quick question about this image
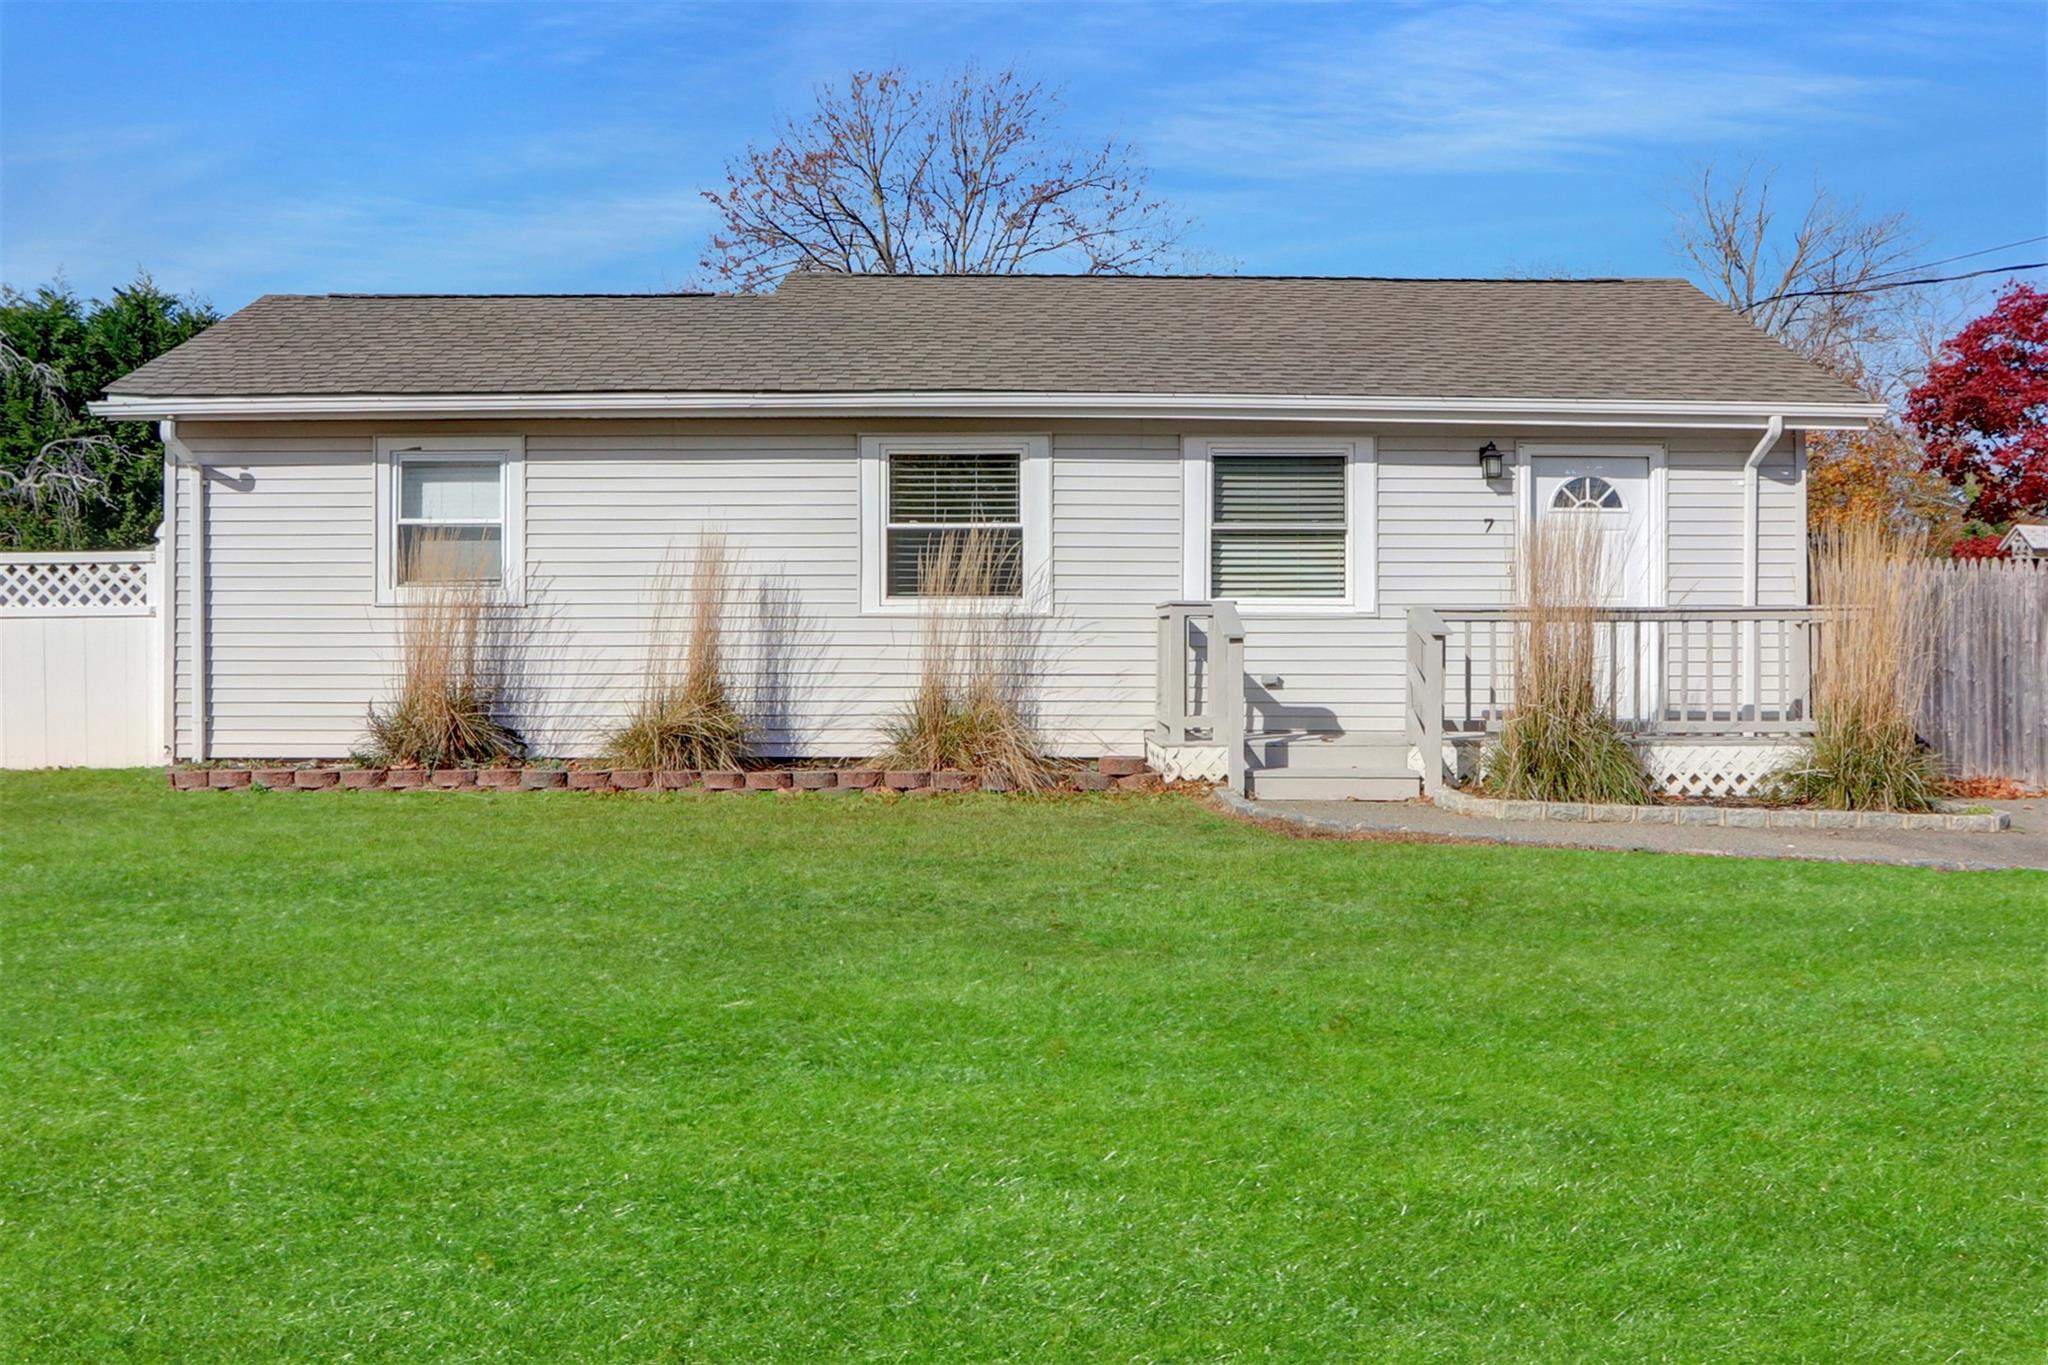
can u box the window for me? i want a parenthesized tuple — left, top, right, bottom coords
(859, 435, 1051, 613)
(374, 437, 525, 606)
(885, 451, 1022, 596)
(1211, 454, 1348, 598)
(1185, 438, 1373, 610)
(397, 461, 503, 583)
(1550, 475, 1623, 511)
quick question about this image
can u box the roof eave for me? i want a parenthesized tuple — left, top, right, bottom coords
(90, 390, 1885, 430)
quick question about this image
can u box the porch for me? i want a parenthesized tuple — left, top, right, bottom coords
(1151, 600, 1822, 801)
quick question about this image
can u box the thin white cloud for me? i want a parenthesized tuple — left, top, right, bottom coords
(5, 185, 714, 301)
(1147, 3, 1891, 177)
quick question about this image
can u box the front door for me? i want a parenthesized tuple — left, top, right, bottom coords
(1529, 454, 1653, 606)
(1529, 454, 1657, 720)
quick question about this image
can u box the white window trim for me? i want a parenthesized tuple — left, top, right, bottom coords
(858, 434, 1052, 615)
(374, 435, 526, 607)
(1514, 440, 1667, 607)
(1181, 436, 1377, 615)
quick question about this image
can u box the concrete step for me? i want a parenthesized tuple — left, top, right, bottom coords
(1248, 769, 1421, 801)
(1239, 731, 1420, 800)
(1247, 734, 1407, 767)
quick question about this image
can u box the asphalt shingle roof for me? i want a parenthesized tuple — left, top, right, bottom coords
(106, 272, 1867, 405)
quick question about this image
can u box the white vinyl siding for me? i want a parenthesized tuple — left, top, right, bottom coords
(169, 420, 1806, 758)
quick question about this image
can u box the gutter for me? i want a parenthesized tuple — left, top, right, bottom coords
(89, 390, 1888, 431)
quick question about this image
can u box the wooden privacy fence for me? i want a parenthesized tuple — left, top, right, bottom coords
(1918, 559, 2048, 787)
(0, 546, 165, 767)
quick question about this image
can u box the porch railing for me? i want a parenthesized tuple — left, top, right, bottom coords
(1154, 599, 1247, 793)
(1410, 606, 1823, 793)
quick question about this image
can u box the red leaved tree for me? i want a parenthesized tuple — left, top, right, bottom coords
(1907, 281, 2048, 526)
(700, 67, 1188, 292)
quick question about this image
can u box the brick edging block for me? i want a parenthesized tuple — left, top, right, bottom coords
(1437, 786, 2010, 833)
(162, 757, 1174, 802)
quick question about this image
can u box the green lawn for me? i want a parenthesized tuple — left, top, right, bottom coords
(2, 772, 2043, 1361)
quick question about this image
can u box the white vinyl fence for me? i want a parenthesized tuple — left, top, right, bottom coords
(0, 547, 164, 768)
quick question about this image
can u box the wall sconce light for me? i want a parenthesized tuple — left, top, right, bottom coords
(1477, 442, 1505, 480)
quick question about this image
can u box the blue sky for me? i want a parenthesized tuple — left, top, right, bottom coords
(3, 0, 2044, 314)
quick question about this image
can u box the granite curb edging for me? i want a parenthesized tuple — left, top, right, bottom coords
(1434, 786, 2009, 833)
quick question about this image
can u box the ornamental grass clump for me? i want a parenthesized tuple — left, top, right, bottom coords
(365, 530, 523, 768)
(878, 529, 1050, 789)
(608, 534, 750, 772)
(1767, 522, 1942, 811)
(1482, 517, 1651, 805)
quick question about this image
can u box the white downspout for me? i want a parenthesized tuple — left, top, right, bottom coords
(1741, 414, 1785, 727)
(158, 421, 180, 763)
(1742, 414, 1785, 609)
(159, 419, 205, 762)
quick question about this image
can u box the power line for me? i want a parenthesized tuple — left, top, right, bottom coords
(1742, 261, 2046, 312)
(1860, 234, 2048, 285)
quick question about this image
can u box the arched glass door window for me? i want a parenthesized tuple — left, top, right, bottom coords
(1550, 475, 1624, 511)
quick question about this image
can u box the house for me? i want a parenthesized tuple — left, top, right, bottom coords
(92, 274, 1883, 798)
(1999, 524, 2048, 561)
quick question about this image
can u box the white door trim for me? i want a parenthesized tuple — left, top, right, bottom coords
(1515, 441, 1667, 607)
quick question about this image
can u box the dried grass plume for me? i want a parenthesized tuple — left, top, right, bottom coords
(608, 534, 749, 771)
(878, 529, 1048, 788)
(365, 530, 523, 767)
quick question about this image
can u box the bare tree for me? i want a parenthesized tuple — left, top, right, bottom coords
(0, 331, 65, 407)
(0, 436, 117, 537)
(1673, 164, 1971, 540)
(1673, 163, 1929, 396)
(700, 66, 1188, 291)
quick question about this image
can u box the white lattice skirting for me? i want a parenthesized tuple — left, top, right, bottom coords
(1633, 742, 1799, 798)
(0, 552, 154, 615)
(1146, 736, 1227, 783)
(1158, 735, 1798, 798)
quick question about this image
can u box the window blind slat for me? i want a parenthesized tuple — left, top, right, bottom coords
(1211, 531, 1345, 597)
(1213, 455, 1344, 523)
(885, 451, 1024, 597)
(1211, 454, 1348, 597)
(886, 527, 1023, 597)
(888, 453, 1021, 524)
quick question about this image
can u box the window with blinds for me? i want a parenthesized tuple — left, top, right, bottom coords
(1210, 454, 1347, 598)
(886, 452, 1023, 596)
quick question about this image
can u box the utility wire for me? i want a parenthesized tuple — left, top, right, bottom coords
(1859, 233, 2048, 285)
(1742, 261, 2047, 312)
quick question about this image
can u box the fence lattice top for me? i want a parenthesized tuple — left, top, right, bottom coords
(0, 554, 154, 614)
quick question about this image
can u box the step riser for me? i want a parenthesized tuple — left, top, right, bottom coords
(1248, 773, 1421, 801)
(1250, 745, 1411, 770)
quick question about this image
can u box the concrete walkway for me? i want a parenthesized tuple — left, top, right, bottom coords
(1217, 790, 2048, 873)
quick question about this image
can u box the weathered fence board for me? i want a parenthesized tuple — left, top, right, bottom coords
(1918, 560, 2048, 786)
